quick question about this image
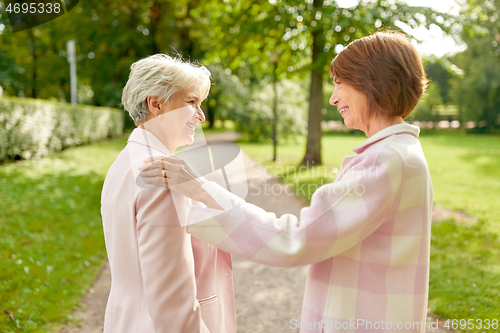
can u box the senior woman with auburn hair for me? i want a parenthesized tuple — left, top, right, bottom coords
(140, 31, 433, 332)
(101, 54, 235, 333)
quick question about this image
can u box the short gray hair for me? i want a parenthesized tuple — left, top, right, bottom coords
(121, 54, 211, 124)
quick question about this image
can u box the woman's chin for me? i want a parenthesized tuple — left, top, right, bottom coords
(184, 136, 195, 146)
(343, 118, 358, 131)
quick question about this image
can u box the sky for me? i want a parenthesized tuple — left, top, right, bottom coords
(336, 0, 467, 57)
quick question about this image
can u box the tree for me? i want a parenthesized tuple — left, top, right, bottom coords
(0, 50, 25, 95)
(449, 0, 500, 132)
(196, 0, 453, 164)
(232, 79, 307, 142)
(451, 37, 500, 132)
(204, 64, 250, 128)
(424, 57, 457, 104)
(407, 82, 443, 122)
(0, 0, 456, 139)
(0, 0, 210, 106)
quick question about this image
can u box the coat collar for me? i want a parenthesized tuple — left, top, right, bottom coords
(353, 123, 420, 154)
(127, 128, 172, 156)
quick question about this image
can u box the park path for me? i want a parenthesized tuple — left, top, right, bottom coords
(58, 132, 453, 333)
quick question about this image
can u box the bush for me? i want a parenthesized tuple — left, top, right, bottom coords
(234, 79, 307, 142)
(205, 64, 250, 128)
(0, 97, 124, 162)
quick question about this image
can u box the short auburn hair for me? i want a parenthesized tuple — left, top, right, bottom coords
(330, 30, 428, 118)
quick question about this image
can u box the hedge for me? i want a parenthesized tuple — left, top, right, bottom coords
(0, 96, 124, 162)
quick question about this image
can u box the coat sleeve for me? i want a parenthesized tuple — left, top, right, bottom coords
(187, 147, 404, 267)
(136, 187, 210, 333)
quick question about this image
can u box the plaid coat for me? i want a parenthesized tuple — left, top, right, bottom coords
(187, 124, 433, 333)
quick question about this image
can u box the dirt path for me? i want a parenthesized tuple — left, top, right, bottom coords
(58, 133, 455, 333)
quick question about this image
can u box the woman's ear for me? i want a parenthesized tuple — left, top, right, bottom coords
(147, 96, 162, 117)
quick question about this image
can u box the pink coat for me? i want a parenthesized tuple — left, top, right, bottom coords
(187, 124, 433, 333)
(101, 128, 235, 333)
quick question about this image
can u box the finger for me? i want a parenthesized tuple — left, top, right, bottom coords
(142, 177, 170, 189)
(142, 155, 181, 164)
(141, 175, 167, 184)
(161, 156, 185, 165)
(140, 159, 172, 172)
(139, 160, 159, 171)
(143, 155, 168, 163)
(139, 168, 164, 178)
(139, 157, 182, 171)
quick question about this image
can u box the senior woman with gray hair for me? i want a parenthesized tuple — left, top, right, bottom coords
(101, 54, 235, 333)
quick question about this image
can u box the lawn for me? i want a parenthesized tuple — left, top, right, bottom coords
(239, 130, 500, 332)
(1, 128, 499, 332)
(0, 133, 130, 332)
(0, 120, 235, 332)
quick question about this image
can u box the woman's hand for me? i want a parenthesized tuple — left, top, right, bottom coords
(138, 156, 222, 210)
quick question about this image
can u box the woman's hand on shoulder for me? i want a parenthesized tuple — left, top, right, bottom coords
(138, 155, 208, 201)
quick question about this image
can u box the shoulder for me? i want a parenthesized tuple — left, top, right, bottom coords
(369, 134, 430, 184)
(345, 134, 422, 184)
(349, 136, 405, 175)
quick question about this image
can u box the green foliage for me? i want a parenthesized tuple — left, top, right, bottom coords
(198, 0, 455, 162)
(407, 82, 443, 122)
(0, 133, 129, 332)
(0, 0, 462, 164)
(451, 36, 500, 132)
(0, 50, 25, 94)
(0, 0, 209, 104)
(447, 0, 500, 132)
(0, 97, 124, 162)
(200, 0, 452, 77)
(205, 64, 250, 128)
(424, 58, 457, 104)
(235, 79, 307, 142)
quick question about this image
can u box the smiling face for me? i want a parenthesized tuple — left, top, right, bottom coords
(143, 85, 206, 153)
(160, 86, 205, 148)
(329, 77, 370, 133)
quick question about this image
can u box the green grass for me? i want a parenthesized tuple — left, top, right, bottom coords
(238, 130, 500, 331)
(1, 129, 499, 332)
(0, 133, 130, 332)
(0, 121, 235, 332)
(429, 221, 500, 329)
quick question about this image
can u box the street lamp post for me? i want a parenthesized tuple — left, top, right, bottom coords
(67, 40, 77, 104)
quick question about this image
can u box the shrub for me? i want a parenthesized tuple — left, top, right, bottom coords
(234, 79, 307, 142)
(0, 97, 124, 162)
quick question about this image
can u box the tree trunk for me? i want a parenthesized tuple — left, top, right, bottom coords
(150, 1, 160, 54)
(301, 0, 325, 165)
(206, 99, 216, 128)
(272, 61, 278, 161)
(179, 1, 197, 58)
(28, 30, 36, 98)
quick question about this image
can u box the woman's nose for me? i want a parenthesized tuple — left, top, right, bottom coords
(329, 91, 338, 106)
(196, 106, 206, 122)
